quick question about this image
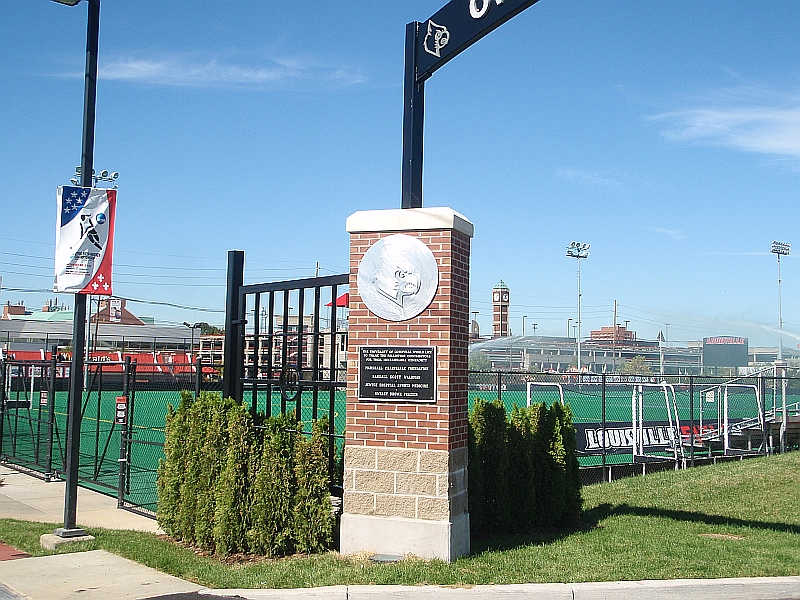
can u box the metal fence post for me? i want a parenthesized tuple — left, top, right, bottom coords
(194, 357, 202, 399)
(222, 250, 244, 402)
(497, 371, 502, 403)
(0, 357, 5, 461)
(601, 373, 606, 482)
(689, 375, 694, 468)
(45, 347, 57, 480)
(117, 356, 131, 508)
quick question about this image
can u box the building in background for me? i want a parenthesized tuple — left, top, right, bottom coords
(492, 280, 510, 338)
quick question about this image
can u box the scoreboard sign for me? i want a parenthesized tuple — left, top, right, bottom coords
(703, 337, 748, 368)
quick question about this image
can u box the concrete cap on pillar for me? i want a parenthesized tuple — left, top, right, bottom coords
(346, 207, 474, 238)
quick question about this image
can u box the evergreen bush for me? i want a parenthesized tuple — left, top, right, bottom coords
(157, 395, 335, 557)
(467, 398, 582, 536)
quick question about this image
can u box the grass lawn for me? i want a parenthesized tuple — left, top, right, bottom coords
(1, 452, 799, 589)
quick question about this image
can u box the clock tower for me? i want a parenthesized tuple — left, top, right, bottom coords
(492, 280, 510, 338)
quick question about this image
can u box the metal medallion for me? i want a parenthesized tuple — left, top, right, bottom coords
(357, 234, 439, 322)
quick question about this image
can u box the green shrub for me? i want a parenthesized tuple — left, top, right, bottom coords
(468, 399, 582, 536)
(248, 413, 297, 556)
(213, 403, 253, 555)
(157, 396, 335, 557)
(469, 399, 510, 534)
(292, 418, 334, 554)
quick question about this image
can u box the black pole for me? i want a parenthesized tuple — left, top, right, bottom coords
(689, 375, 694, 468)
(46, 346, 58, 481)
(194, 356, 202, 399)
(58, 0, 100, 539)
(401, 21, 425, 209)
(601, 373, 607, 482)
(222, 250, 244, 402)
(117, 356, 131, 508)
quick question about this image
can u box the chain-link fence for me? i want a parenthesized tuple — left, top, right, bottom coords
(469, 370, 800, 485)
(0, 357, 217, 517)
(4, 360, 798, 514)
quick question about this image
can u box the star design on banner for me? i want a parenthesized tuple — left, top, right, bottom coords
(92, 282, 99, 291)
(97, 274, 104, 282)
(103, 282, 109, 291)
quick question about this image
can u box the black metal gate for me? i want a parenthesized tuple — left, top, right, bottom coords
(223, 252, 349, 492)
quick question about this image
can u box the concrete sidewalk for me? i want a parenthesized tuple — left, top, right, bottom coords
(0, 465, 160, 532)
(0, 465, 799, 600)
(200, 579, 800, 600)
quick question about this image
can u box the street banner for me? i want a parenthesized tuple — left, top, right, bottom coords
(54, 186, 117, 295)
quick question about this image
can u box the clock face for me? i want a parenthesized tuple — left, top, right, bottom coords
(502, 293, 509, 302)
(493, 292, 500, 301)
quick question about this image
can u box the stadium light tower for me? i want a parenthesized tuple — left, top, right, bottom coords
(771, 241, 791, 361)
(566, 242, 590, 372)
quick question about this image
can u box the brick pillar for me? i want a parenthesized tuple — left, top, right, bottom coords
(340, 207, 472, 562)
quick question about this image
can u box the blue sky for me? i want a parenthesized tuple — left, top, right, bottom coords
(1, 1, 799, 348)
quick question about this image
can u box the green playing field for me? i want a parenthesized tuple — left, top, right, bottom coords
(1, 382, 790, 513)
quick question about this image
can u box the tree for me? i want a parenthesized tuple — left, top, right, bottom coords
(199, 322, 224, 336)
(617, 355, 652, 374)
(469, 351, 491, 371)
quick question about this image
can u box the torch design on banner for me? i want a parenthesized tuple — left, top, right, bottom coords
(54, 186, 117, 295)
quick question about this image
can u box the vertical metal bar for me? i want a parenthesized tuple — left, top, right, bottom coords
(251, 293, 261, 419)
(601, 373, 606, 481)
(126, 361, 136, 496)
(281, 290, 290, 415)
(760, 375, 766, 453)
(194, 357, 202, 400)
(46, 348, 57, 479)
(497, 371, 502, 403)
(296, 287, 305, 420)
(0, 358, 5, 461)
(222, 250, 244, 402)
(94, 365, 101, 480)
(328, 284, 338, 488)
(266, 292, 275, 418)
(401, 21, 425, 209)
(689, 376, 695, 468)
(311, 286, 321, 421)
(117, 356, 131, 508)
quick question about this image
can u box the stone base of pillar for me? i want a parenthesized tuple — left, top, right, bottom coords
(339, 513, 469, 562)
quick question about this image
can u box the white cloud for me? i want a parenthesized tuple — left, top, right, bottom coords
(554, 168, 622, 187)
(62, 52, 366, 90)
(651, 85, 800, 159)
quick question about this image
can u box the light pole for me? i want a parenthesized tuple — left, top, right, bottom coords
(51, 0, 101, 540)
(471, 310, 479, 339)
(183, 322, 201, 362)
(567, 242, 590, 372)
(567, 318, 573, 339)
(522, 315, 527, 337)
(771, 241, 791, 361)
(533, 323, 538, 339)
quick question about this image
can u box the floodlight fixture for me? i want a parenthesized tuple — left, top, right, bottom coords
(72, 166, 119, 187)
(566, 241, 590, 259)
(51, 0, 82, 5)
(771, 241, 791, 256)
